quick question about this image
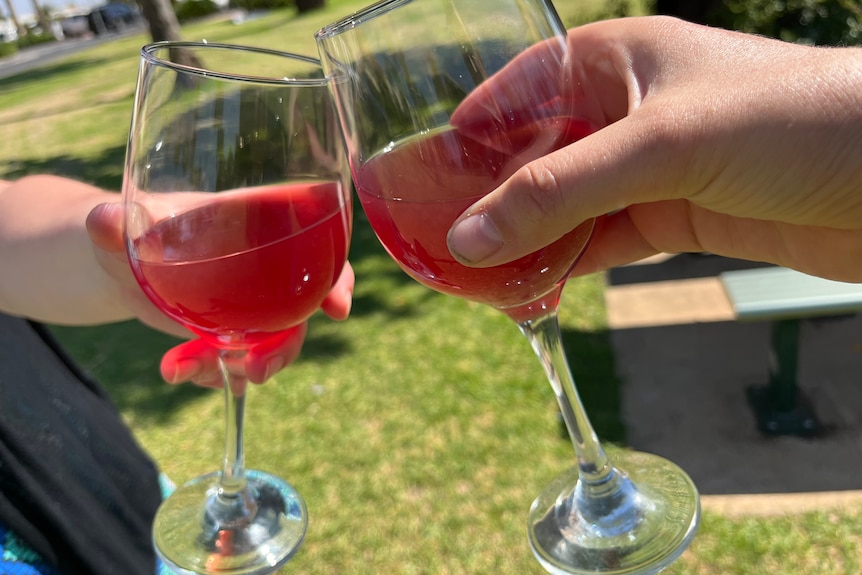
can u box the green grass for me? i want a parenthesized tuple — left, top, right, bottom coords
(4, 0, 862, 573)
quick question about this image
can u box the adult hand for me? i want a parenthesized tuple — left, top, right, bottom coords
(447, 16, 862, 282)
(86, 202, 354, 388)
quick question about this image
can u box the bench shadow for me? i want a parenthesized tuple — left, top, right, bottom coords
(560, 326, 626, 445)
(605, 254, 862, 495)
(607, 252, 770, 286)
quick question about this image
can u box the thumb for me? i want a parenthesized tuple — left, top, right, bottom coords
(85, 201, 134, 288)
(446, 115, 682, 267)
(85, 202, 125, 253)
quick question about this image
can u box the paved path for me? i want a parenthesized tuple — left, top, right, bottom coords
(604, 253, 862, 516)
(0, 25, 146, 81)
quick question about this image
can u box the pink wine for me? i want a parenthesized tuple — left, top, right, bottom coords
(354, 116, 595, 322)
(130, 182, 350, 346)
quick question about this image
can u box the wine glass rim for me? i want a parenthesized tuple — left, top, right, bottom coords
(315, 0, 413, 40)
(141, 41, 329, 86)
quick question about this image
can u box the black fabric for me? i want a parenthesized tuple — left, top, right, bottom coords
(0, 313, 162, 575)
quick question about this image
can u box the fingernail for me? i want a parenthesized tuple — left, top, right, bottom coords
(447, 211, 503, 264)
(263, 357, 285, 381)
(167, 358, 202, 384)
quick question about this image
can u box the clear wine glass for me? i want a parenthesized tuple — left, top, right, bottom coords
(123, 42, 351, 574)
(316, 1, 700, 574)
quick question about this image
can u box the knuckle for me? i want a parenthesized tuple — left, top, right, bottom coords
(514, 162, 566, 224)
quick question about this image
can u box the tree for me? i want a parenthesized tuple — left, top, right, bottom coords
(137, 0, 203, 68)
(653, 0, 862, 46)
(2, 0, 25, 37)
(29, 0, 51, 34)
(138, 0, 182, 42)
(295, 0, 325, 13)
(719, 0, 862, 45)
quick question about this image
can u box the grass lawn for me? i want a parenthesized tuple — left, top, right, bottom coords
(3, 0, 862, 573)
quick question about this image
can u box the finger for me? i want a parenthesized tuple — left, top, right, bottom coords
(161, 339, 220, 386)
(450, 38, 564, 131)
(320, 262, 354, 321)
(86, 202, 130, 280)
(451, 40, 576, 156)
(190, 372, 226, 390)
(87, 202, 193, 339)
(446, 111, 687, 268)
(567, 211, 660, 277)
(245, 324, 308, 383)
(450, 21, 634, 151)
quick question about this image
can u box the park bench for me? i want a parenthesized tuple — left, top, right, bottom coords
(719, 266, 862, 436)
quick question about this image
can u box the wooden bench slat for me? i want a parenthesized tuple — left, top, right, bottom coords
(719, 267, 862, 322)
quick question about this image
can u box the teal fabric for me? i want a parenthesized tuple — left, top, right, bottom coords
(0, 473, 178, 575)
(0, 523, 60, 575)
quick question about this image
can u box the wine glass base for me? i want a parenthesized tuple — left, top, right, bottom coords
(154, 469, 308, 575)
(528, 450, 700, 575)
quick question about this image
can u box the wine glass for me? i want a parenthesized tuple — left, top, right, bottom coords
(123, 42, 351, 574)
(316, 1, 699, 574)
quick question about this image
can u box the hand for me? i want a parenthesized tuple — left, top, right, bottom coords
(158, 263, 354, 388)
(446, 16, 862, 282)
(86, 202, 354, 388)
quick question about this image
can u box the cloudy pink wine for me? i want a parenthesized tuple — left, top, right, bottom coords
(130, 182, 349, 346)
(354, 115, 594, 322)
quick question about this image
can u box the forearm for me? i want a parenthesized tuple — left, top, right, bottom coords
(0, 175, 134, 325)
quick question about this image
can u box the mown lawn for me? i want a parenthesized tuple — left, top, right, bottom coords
(3, 0, 861, 572)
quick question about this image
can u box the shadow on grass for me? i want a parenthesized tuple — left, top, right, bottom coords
(53, 320, 625, 439)
(347, 209, 441, 319)
(0, 94, 136, 129)
(1, 146, 128, 191)
(0, 56, 117, 91)
(48, 314, 360, 424)
(561, 327, 626, 445)
(48, 320, 203, 424)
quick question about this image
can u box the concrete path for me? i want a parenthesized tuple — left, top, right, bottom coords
(0, 25, 146, 81)
(603, 253, 862, 516)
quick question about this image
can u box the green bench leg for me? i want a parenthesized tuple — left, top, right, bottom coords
(746, 319, 821, 436)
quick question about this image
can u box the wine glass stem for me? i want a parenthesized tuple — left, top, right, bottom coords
(518, 310, 612, 485)
(221, 351, 248, 494)
(212, 350, 255, 527)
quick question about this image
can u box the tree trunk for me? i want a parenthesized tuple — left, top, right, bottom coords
(295, 0, 326, 14)
(137, 0, 202, 69)
(2, 0, 25, 37)
(29, 0, 50, 34)
(138, 0, 183, 42)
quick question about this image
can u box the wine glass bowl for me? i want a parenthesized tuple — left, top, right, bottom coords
(320, 18, 596, 317)
(353, 121, 596, 321)
(317, 1, 700, 573)
(123, 42, 351, 574)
